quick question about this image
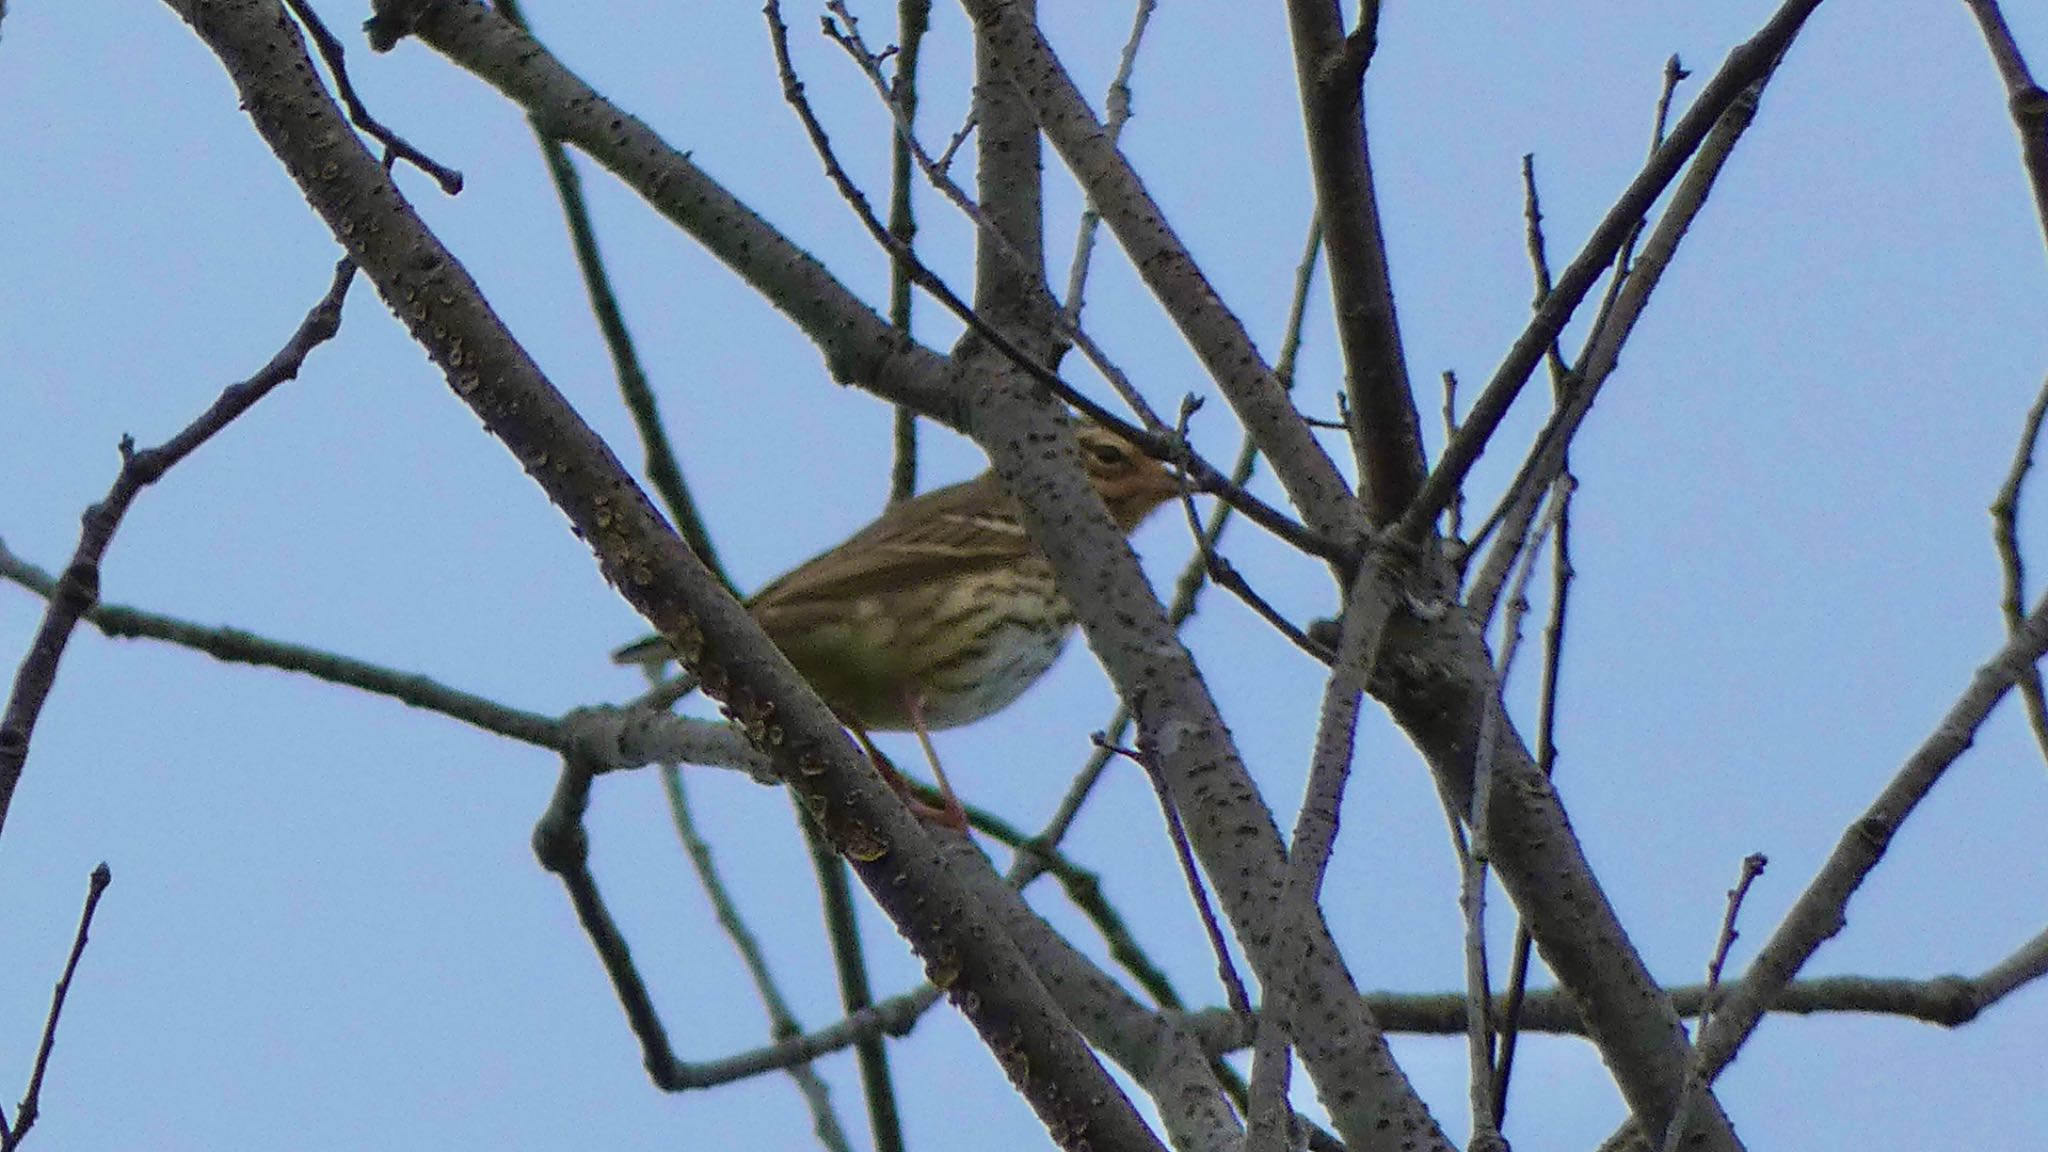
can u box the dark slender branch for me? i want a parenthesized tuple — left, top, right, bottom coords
(1518, 155, 1570, 389)
(1440, 371, 1467, 543)
(1991, 374, 2048, 768)
(532, 757, 680, 1081)
(1568, 55, 1689, 419)
(0, 258, 354, 839)
(1469, 67, 1757, 623)
(1060, 0, 1158, 326)
(0, 543, 769, 776)
(1974, 925, 2048, 1005)
(825, 2, 1166, 430)
(657, 947, 2048, 1109)
(664, 772, 854, 1151)
(171, 9, 1165, 1145)
(1661, 854, 1767, 1152)
(1961, 0, 2048, 252)
(776, 1, 1331, 561)
(495, 0, 735, 595)
(1173, 410, 1333, 665)
(1095, 733, 1250, 1021)
(1491, 472, 1577, 1124)
(1190, 939, 2048, 1048)
(1694, 591, 2048, 1086)
(1397, 0, 1820, 541)
(1281, 0, 1426, 523)
(959, 0, 1368, 548)
(936, 110, 977, 171)
(887, 0, 930, 505)
(281, 0, 460, 193)
(1421, 759, 1500, 1149)
(2, 864, 111, 1152)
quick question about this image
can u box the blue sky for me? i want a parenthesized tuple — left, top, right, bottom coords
(2, 1, 2044, 1149)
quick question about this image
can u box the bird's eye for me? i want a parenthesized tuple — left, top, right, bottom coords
(1087, 441, 1128, 468)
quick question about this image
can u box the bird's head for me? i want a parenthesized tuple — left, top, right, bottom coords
(1075, 424, 1183, 533)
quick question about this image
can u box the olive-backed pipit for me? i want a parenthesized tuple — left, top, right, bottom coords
(616, 424, 1179, 825)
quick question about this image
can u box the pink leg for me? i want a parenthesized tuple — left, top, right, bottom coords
(851, 718, 965, 832)
(903, 693, 968, 832)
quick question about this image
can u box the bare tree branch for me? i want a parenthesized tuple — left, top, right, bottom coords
(960, 0, 1368, 547)
(1693, 590, 2048, 1081)
(662, 770, 855, 1152)
(1469, 69, 1764, 624)
(0, 544, 771, 777)
(167, 7, 1168, 1146)
(1281, 0, 1427, 522)
(2, 864, 111, 1152)
(1961, 0, 2048, 251)
(1990, 374, 2048, 768)
(888, 0, 932, 504)
(1397, 0, 1822, 544)
(0, 258, 354, 839)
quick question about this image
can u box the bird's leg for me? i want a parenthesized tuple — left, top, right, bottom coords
(903, 692, 968, 832)
(849, 720, 964, 831)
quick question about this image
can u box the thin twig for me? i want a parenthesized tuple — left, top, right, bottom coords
(1469, 63, 1753, 623)
(496, 0, 734, 595)
(1173, 399, 1334, 663)
(1990, 374, 2048, 769)
(663, 769, 855, 1152)
(1491, 473, 1577, 1124)
(1441, 370, 1466, 543)
(1468, 61, 1689, 583)
(1096, 733, 1252, 1020)
(1961, 0, 2048, 252)
(0, 258, 354, 839)
(1693, 589, 2048, 1087)
(1575, 55, 1689, 399)
(1396, 0, 1819, 541)
(2, 863, 111, 1152)
(534, 757, 939, 1094)
(1422, 764, 1502, 1151)
(1660, 854, 1767, 1152)
(780, 1, 1331, 556)
(1178, 938, 2048, 1047)
(934, 110, 976, 172)
(822, 4, 1162, 429)
(886, 0, 930, 504)
(281, 0, 461, 193)
(1518, 155, 1571, 392)
(1060, 0, 1158, 326)
(0, 543, 770, 776)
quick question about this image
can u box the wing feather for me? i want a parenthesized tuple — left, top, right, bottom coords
(747, 473, 1027, 625)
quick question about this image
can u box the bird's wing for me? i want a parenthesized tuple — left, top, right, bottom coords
(747, 475, 1030, 623)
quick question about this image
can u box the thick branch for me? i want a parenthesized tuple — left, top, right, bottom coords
(1369, 599, 1741, 1149)
(166, 6, 1163, 1147)
(1962, 0, 2048, 253)
(959, 0, 1367, 547)
(1281, 0, 1425, 522)
(386, 0, 967, 426)
(964, 380, 1449, 1152)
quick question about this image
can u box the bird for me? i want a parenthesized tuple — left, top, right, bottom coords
(614, 422, 1181, 827)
